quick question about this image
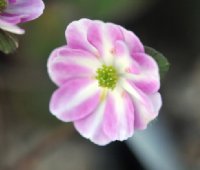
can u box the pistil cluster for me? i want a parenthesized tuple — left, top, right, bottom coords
(96, 65, 118, 90)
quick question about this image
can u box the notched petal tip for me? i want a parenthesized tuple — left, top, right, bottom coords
(120, 27, 144, 54)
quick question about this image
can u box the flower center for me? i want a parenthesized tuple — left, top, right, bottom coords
(0, 0, 7, 13)
(96, 65, 118, 90)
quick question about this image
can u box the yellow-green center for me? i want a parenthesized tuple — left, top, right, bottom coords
(96, 65, 118, 90)
(0, 0, 7, 12)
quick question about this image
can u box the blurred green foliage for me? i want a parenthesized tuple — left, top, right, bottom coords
(0, 31, 18, 54)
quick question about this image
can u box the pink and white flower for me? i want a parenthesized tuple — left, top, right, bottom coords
(0, 0, 45, 34)
(48, 18, 162, 145)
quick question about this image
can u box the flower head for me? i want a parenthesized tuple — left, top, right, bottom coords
(48, 19, 162, 145)
(0, 0, 45, 34)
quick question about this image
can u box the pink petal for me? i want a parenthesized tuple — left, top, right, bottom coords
(133, 52, 158, 70)
(103, 88, 134, 141)
(66, 19, 125, 65)
(65, 18, 99, 56)
(0, 0, 45, 24)
(47, 46, 101, 86)
(87, 20, 104, 59)
(113, 40, 140, 74)
(125, 53, 160, 94)
(148, 92, 162, 115)
(49, 78, 100, 122)
(120, 27, 144, 54)
(74, 99, 111, 145)
(106, 23, 124, 44)
(74, 87, 135, 145)
(87, 22, 124, 65)
(0, 18, 24, 34)
(121, 80, 162, 130)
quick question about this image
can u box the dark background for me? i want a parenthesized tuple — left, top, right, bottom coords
(0, 0, 200, 169)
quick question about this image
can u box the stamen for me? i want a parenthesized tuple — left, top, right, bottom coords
(96, 65, 118, 90)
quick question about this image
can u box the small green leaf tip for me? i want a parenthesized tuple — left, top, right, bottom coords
(145, 46, 170, 79)
(0, 0, 7, 12)
(0, 30, 19, 54)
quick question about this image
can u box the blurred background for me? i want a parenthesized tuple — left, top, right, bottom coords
(0, 0, 200, 169)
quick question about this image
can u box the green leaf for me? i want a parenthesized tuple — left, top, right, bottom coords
(145, 46, 170, 79)
(0, 30, 18, 54)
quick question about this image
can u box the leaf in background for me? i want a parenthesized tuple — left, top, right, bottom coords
(0, 30, 18, 54)
(145, 46, 170, 79)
